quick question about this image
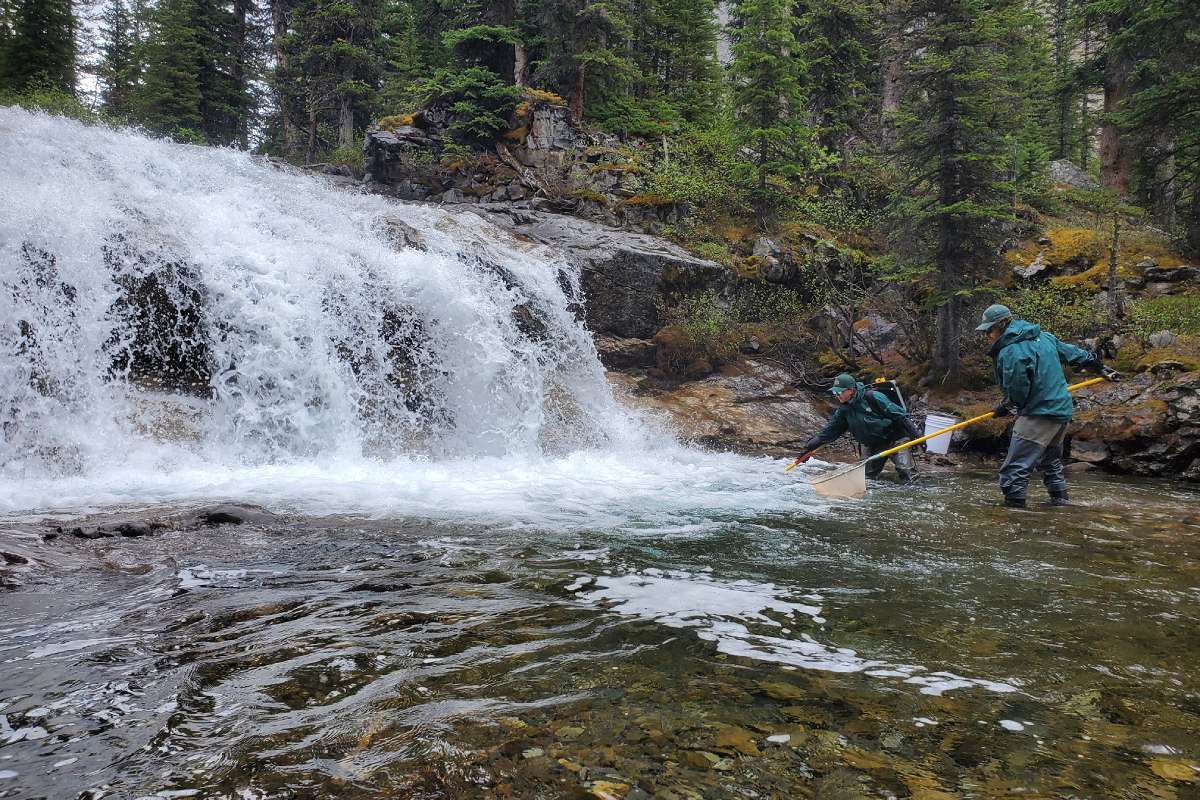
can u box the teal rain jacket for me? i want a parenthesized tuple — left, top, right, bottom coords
(988, 319, 1097, 421)
(805, 382, 920, 451)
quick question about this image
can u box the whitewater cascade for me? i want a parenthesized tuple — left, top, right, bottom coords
(0, 109, 814, 524)
(1, 109, 647, 472)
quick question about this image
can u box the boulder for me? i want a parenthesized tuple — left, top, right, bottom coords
(1148, 330, 1178, 349)
(1049, 159, 1098, 189)
(1013, 250, 1051, 279)
(1143, 265, 1200, 283)
(608, 358, 828, 457)
(468, 206, 728, 339)
(194, 504, 278, 526)
(594, 334, 657, 369)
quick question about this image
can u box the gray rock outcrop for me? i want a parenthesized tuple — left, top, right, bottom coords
(468, 206, 728, 339)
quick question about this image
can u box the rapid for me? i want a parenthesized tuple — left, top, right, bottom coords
(1, 108, 1198, 798)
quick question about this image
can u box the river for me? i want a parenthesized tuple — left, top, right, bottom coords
(2, 469, 1197, 798)
(2, 107, 1198, 798)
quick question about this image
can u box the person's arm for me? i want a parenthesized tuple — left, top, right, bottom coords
(1046, 332, 1098, 369)
(1047, 332, 1122, 380)
(999, 351, 1033, 410)
(802, 408, 848, 452)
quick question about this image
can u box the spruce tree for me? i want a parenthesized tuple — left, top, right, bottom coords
(134, 0, 205, 138)
(729, 0, 811, 228)
(1, 0, 76, 94)
(99, 0, 139, 119)
(288, 0, 384, 156)
(1107, 0, 1200, 253)
(795, 0, 875, 157)
(893, 0, 1041, 381)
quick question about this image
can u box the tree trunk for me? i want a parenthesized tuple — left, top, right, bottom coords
(1052, 0, 1069, 159)
(1099, 32, 1131, 196)
(879, 1, 905, 150)
(1107, 212, 1123, 322)
(232, 0, 250, 148)
(1150, 129, 1176, 228)
(1080, 17, 1091, 170)
(338, 95, 354, 150)
(570, 65, 585, 121)
(271, 0, 298, 158)
(305, 104, 318, 163)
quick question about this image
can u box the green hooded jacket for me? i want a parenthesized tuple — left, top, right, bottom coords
(805, 382, 919, 451)
(988, 319, 1097, 420)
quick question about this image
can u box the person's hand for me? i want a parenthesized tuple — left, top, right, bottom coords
(1100, 364, 1122, 382)
(993, 402, 1012, 418)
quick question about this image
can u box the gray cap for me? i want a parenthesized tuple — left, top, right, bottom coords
(829, 373, 857, 396)
(975, 303, 1013, 331)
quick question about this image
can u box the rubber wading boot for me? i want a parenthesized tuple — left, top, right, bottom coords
(1048, 491, 1069, 507)
(1003, 496, 1027, 509)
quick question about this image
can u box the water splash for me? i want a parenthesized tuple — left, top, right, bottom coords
(0, 111, 642, 471)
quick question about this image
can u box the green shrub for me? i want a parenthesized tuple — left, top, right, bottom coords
(327, 141, 364, 175)
(1128, 294, 1200, 336)
(1007, 284, 1101, 340)
(1, 86, 106, 124)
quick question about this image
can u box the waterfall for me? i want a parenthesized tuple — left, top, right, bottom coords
(0, 108, 811, 524)
(0, 108, 647, 474)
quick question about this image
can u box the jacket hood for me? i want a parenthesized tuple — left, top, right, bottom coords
(989, 318, 1041, 357)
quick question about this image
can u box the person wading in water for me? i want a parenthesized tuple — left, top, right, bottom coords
(976, 304, 1120, 508)
(794, 373, 921, 483)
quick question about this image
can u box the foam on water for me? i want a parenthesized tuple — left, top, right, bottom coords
(0, 108, 820, 524)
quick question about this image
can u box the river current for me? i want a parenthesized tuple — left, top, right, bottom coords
(2, 108, 1199, 798)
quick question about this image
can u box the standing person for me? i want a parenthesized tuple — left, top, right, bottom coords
(794, 373, 921, 482)
(975, 304, 1120, 508)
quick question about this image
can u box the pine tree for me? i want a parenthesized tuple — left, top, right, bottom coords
(99, 0, 139, 118)
(893, 0, 1042, 381)
(0, 0, 76, 94)
(528, 0, 634, 123)
(134, 0, 205, 138)
(1106, 0, 1200, 253)
(729, 0, 812, 228)
(288, 0, 384, 157)
(795, 0, 875, 157)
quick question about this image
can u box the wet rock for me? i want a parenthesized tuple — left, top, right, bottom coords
(347, 581, 414, 593)
(757, 680, 806, 701)
(440, 188, 466, 204)
(521, 747, 545, 759)
(609, 358, 826, 458)
(71, 526, 112, 539)
(376, 217, 427, 251)
(114, 521, 153, 537)
(594, 334, 657, 369)
(1069, 439, 1109, 464)
(195, 504, 277, 526)
(713, 725, 760, 756)
(468, 206, 727, 339)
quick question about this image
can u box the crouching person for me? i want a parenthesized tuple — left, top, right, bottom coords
(795, 373, 921, 483)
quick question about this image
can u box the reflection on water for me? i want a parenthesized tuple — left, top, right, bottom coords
(1, 471, 1199, 798)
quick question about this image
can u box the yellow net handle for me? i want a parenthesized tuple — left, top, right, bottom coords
(871, 376, 1108, 461)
